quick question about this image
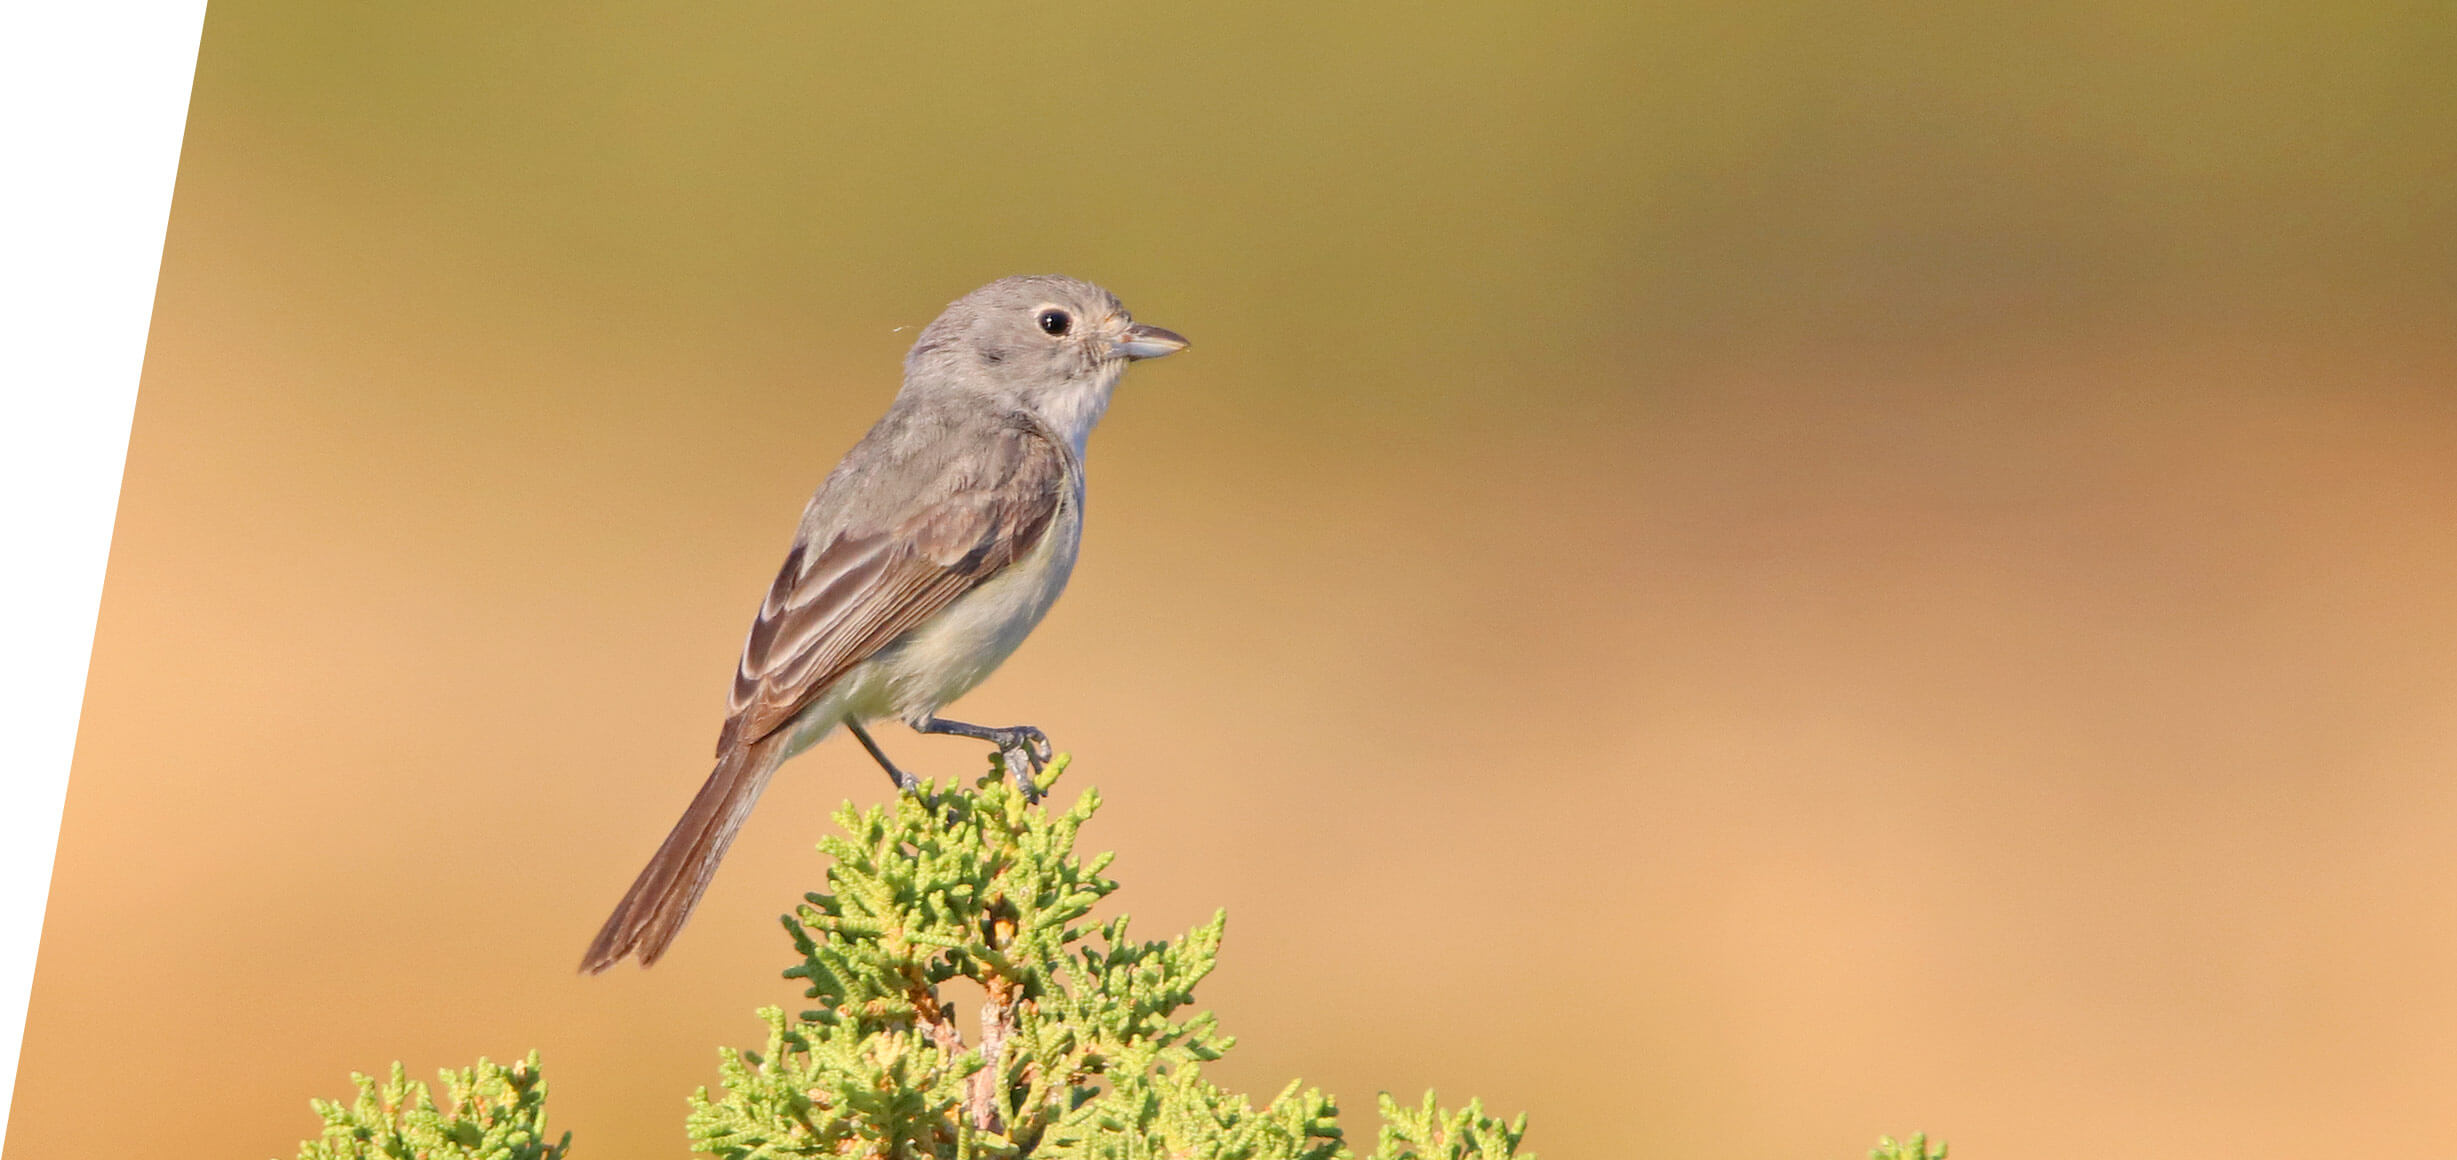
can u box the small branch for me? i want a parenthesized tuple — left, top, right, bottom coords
(967, 981, 1016, 1135)
(910, 978, 967, 1061)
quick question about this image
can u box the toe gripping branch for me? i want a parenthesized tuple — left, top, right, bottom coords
(857, 716, 1055, 801)
(920, 717, 1053, 802)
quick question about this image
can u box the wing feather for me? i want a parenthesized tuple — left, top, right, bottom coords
(713, 423, 1066, 754)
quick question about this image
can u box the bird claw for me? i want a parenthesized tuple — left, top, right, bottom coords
(1018, 727, 1053, 766)
(993, 727, 1050, 801)
(1000, 747, 1043, 801)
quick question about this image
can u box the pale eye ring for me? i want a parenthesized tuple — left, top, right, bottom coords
(1036, 308, 1072, 337)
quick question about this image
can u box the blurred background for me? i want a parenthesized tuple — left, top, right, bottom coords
(16, 2, 2457, 1157)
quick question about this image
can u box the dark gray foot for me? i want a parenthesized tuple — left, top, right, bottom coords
(915, 716, 1052, 799)
(845, 718, 921, 792)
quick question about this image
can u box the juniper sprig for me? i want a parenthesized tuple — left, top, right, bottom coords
(687, 757, 1530, 1160)
(292, 1052, 568, 1160)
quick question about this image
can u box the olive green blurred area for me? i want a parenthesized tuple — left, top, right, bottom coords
(17, 2, 2457, 1158)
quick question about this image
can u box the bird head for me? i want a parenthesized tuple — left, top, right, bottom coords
(904, 275, 1188, 448)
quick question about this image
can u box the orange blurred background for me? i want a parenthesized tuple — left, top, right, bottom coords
(16, 3, 2457, 1158)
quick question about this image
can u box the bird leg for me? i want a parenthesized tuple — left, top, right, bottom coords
(844, 718, 921, 792)
(915, 716, 1052, 798)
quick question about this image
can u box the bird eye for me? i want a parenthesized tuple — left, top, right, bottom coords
(1037, 309, 1071, 337)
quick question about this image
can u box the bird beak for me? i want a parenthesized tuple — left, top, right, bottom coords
(1112, 323, 1189, 361)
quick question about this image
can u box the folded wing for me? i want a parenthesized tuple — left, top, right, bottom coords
(718, 422, 1067, 753)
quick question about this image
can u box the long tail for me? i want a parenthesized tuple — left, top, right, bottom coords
(580, 734, 788, 973)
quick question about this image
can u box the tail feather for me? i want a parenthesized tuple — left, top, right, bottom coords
(580, 736, 787, 973)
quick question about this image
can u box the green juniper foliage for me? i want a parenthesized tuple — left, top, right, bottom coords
(1367, 1093, 1524, 1160)
(292, 758, 1940, 1159)
(1869, 1135, 1947, 1160)
(688, 756, 1500, 1160)
(292, 1052, 568, 1160)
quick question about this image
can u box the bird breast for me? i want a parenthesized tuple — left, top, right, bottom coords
(876, 487, 1083, 721)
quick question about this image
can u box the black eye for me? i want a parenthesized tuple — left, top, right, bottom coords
(1037, 309, 1071, 336)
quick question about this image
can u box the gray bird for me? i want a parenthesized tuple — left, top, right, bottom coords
(581, 275, 1187, 972)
